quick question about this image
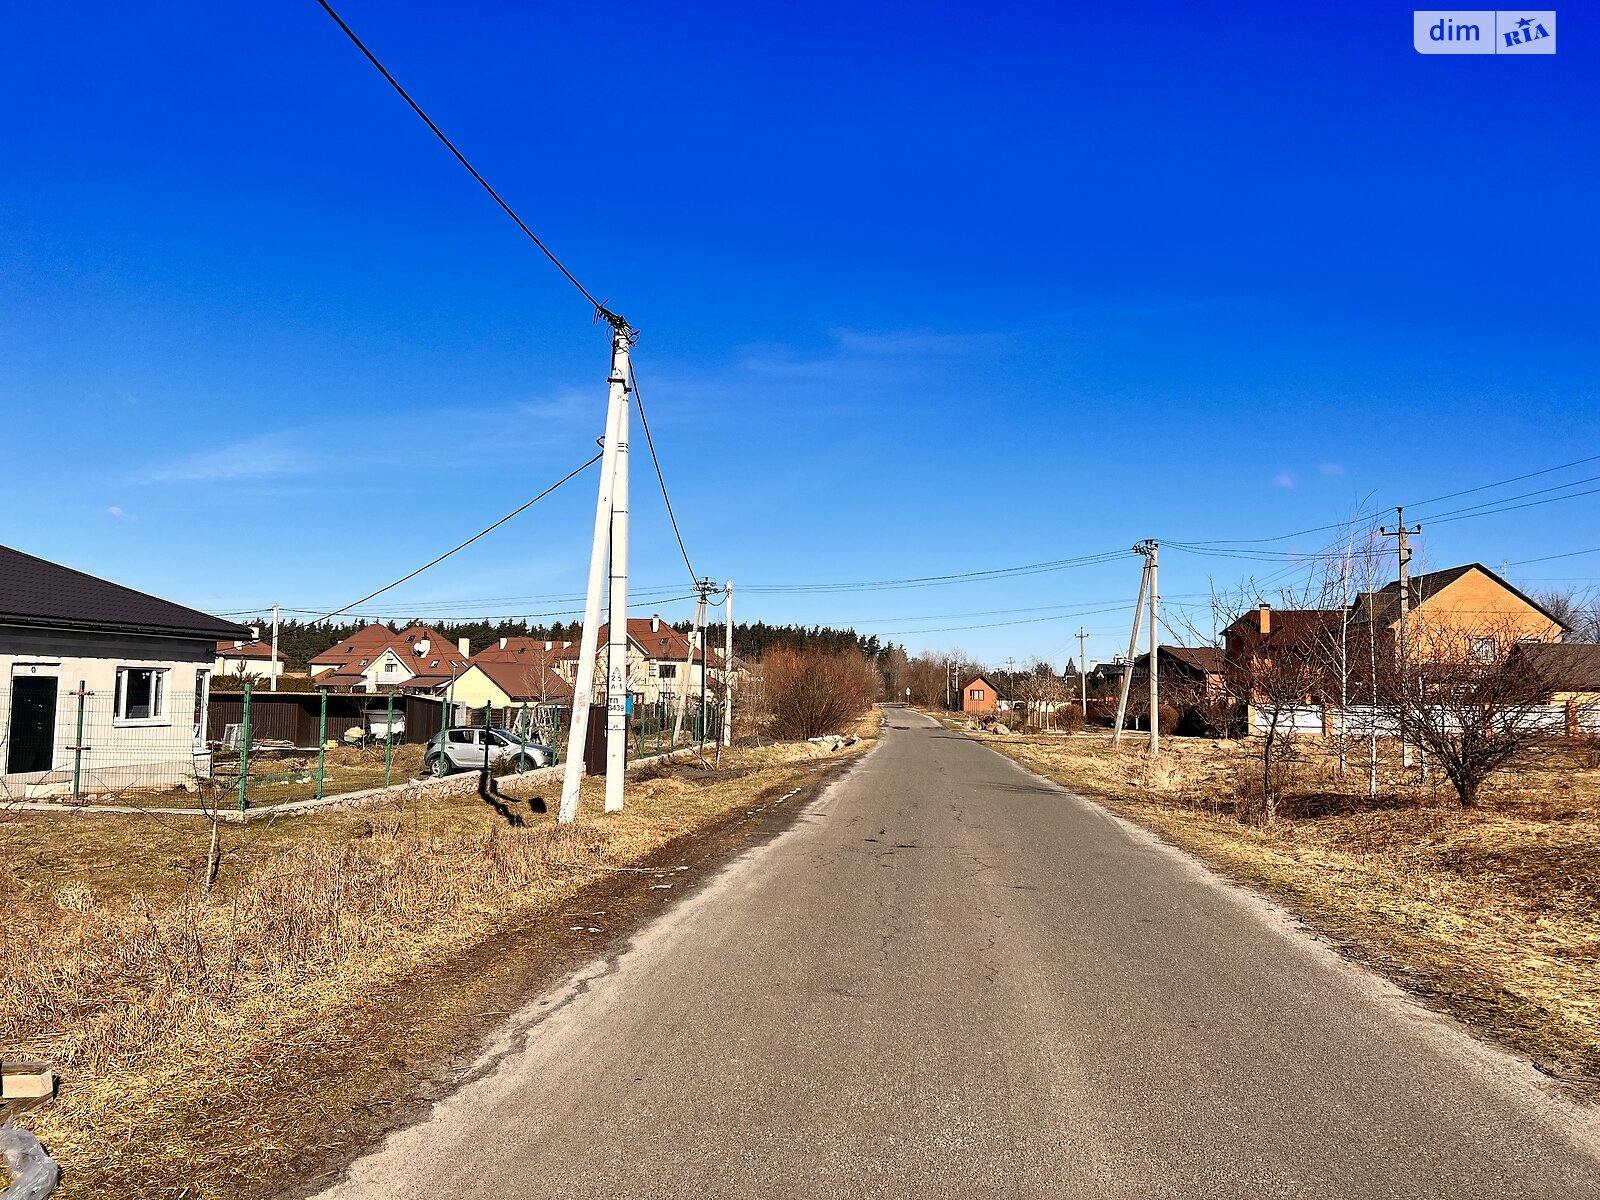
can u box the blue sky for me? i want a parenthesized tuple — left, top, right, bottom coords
(2, 3, 1596, 666)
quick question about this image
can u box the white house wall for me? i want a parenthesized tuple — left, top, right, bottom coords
(1, 626, 215, 796)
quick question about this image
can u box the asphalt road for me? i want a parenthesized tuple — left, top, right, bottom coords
(317, 709, 1600, 1199)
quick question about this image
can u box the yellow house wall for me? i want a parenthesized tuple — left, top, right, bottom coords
(1407, 569, 1563, 652)
(449, 667, 512, 709)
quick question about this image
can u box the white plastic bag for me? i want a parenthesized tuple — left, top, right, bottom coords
(0, 1124, 58, 1200)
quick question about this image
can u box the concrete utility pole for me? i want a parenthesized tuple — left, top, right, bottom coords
(1112, 549, 1151, 747)
(559, 321, 632, 825)
(603, 363, 632, 815)
(1147, 540, 1160, 757)
(1076, 628, 1088, 716)
(720, 581, 734, 748)
(671, 580, 713, 747)
(270, 603, 280, 692)
(1380, 507, 1421, 771)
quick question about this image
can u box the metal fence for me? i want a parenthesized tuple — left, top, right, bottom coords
(1, 681, 726, 812)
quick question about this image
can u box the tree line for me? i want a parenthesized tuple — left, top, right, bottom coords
(265, 616, 904, 675)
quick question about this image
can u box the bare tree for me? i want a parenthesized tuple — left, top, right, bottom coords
(1535, 587, 1600, 643)
(763, 648, 880, 739)
(1385, 619, 1561, 807)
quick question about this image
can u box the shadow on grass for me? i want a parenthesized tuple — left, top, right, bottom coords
(475, 771, 547, 826)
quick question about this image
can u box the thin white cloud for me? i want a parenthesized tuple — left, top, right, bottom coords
(107, 505, 131, 519)
(1319, 463, 1345, 477)
(138, 436, 312, 485)
(1273, 471, 1296, 489)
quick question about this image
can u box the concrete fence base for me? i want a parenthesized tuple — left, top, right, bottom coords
(0, 742, 720, 823)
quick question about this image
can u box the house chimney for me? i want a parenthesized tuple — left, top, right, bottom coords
(458, 637, 471, 657)
(499, 637, 507, 650)
(651, 615, 660, 633)
(1258, 603, 1271, 635)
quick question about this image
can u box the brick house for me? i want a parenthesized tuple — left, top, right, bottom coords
(957, 675, 1000, 714)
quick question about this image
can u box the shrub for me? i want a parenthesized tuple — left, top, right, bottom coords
(762, 647, 879, 740)
(1054, 705, 1086, 734)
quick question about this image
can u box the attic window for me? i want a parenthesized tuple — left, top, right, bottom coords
(430, 660, 439, 667)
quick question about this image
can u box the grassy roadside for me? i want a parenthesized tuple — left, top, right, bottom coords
(0, 715, 878, 1198)
(946, 718, 1600, 1092)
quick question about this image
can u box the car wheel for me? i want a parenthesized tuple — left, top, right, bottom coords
(423, 752, 446, 776)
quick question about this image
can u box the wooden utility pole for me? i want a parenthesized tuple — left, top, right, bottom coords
(1380, 507, 1421, 770)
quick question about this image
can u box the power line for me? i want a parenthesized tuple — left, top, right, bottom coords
(742, 550, 1129, 595)
(308, 452, 601, 624)
(312, 0, 622, 328)
(1405, 452, 1600, 512)
(627, 361, 696, 584)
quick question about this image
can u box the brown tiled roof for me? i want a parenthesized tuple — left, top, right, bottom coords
(1158, 645, 1225, 675)
(469, 659, 574, 701)
(216, 639, 284, 661)
(0, 543, 249, 641)
(309, 623, 396, 668)
(1226, 608, 1345, 640)
(1514, 643, 1600, 692)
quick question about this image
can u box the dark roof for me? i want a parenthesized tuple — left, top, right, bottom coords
(1351, 563, 1566, 630)
(0, 544, 249, 641)
(1514, 643, 1600, 692)
(1158, 645, 1225, 675)
(1224, 607, 1345, 642)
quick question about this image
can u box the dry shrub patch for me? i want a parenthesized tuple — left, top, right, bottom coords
(966, 728, 1600, 1085)
(0, 711, 879, 1198)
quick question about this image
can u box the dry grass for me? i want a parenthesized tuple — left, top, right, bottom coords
(0, 711, 879, 1197)
(968, 726, 1600, 1084)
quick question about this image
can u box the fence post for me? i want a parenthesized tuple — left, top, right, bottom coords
(237, 681, 252, 812)
(482, 701, 493, 778)
(436, 697, 447, 778)
(71, 679, 87, 803)
(384, 690, 394, 788)
(316, 688, 328, 800)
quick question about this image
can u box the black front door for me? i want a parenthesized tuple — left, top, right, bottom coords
(7, 677, 58, 774)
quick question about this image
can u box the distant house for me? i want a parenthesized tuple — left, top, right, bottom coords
(453, 638, 576, 710)
(214, 639, 286, 681)
(0, 544, 249, 795)
(1128, 645, 1227, 698)
(580, 616, 726, 706)
(1221, 603, 1346, 701)
(957, 675, 1000, 714)
(310, 624, 471, 693)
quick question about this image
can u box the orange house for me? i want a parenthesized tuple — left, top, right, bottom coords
(957, 675, 1000, 714)
(1351, 563, 1566, 662)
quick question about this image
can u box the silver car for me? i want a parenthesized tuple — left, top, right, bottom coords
(423, 727, 555, 775)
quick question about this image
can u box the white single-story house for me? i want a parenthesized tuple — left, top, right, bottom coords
(214, 638, 285, 680)
(1, 544, 250, 798)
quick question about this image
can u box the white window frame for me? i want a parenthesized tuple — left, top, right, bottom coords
(115, 666, 170, 726)
(1470, 635, 1498, 663)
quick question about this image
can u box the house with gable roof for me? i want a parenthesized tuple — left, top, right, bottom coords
(0, 543, 250, 793)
